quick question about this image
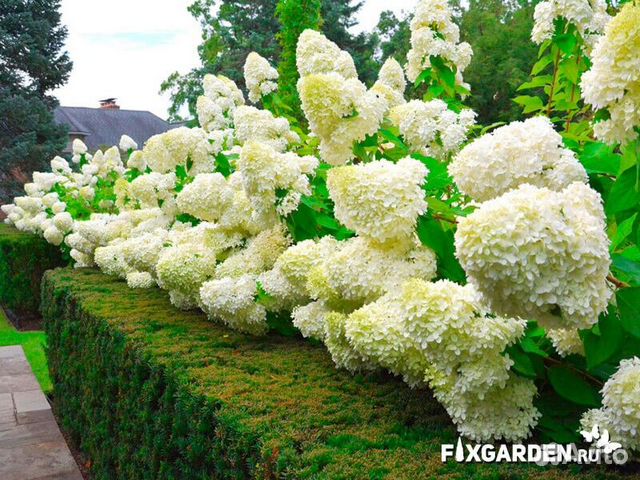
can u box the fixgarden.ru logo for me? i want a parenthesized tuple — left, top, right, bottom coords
(441, 425, 629, 465)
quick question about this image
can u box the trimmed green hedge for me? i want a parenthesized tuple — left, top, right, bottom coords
(42, 268, 639, 479)
(0, 224, 65, 315)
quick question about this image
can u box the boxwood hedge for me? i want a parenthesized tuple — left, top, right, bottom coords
(41, 268, 640, 479)
(0, 224, 65, 315)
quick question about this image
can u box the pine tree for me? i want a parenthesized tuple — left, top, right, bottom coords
(0, 0, 71, 205)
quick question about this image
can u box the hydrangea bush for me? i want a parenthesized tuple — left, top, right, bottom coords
(3, 0, 640, 449)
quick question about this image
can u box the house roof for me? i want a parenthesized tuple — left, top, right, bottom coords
(54, 106, 173, 151)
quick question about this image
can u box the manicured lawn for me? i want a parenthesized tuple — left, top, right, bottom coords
(0, 307, 51, 393)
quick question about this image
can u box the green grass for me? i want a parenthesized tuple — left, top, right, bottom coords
(0, 307, 52, 393)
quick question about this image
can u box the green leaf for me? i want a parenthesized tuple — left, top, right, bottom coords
(554, 33, 577, 54)
(379, 129, 409, 153)
(513, 95, 544, 114)
(412, 154, 451, 192)
(547, 366, 601, 407)
(531, 55, 554, 75)
(606, 167, 640, 215)
(175, 213, 201, 226)
(175, 164, 188, 181)
(617, 288, 640, 338)
(315, 214, 341, 230)
(579, 142, 620, 176)
(520, 336, 549, 358)
(506, 346, 537, 378)
(286, 202, 319, 241)
(612, 254, 640, 285)
(416, 215, 466, 283)
(517, 75, 553, 91)
(561, 59, 580, 84)
(414, 68, 432, 88)
(581, 311, 625, 370)
(215, 153, 232, 177)
(611, 213, 637, 252)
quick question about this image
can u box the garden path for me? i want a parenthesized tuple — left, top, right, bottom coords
(0, 345, 82, 480)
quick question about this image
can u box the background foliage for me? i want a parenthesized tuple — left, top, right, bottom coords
(0, 0, 71, 205)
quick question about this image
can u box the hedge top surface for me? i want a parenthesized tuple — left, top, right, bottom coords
(44, 268, 639, 479)
(0, 223, 43, 241)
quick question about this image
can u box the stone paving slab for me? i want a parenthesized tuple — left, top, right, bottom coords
(0, 346, 82, 480)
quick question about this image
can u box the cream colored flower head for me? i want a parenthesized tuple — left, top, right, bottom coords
(406, 0, 473, 84)
(371, 58, 407, 109)
(531, 0, 610, 45)
(456, 182, 611, 331)
(327, 158, 428, 246)
(244, 52, 279, 104)
(298, 73, 386, 165)
(449, 116, 587, 201)
(296, 30, 357, 79)
(581, 2, 640, 145)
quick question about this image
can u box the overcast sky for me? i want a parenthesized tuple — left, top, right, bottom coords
(53, 0, 418, 119)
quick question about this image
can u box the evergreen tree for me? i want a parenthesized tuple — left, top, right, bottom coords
(0, 0, 71, 205)
(276, 0, 322, 111)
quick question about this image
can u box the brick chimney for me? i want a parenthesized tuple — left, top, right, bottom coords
(99, 98, 120, 109)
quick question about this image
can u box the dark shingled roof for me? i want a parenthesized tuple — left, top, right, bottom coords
(54, 106, 173, 151)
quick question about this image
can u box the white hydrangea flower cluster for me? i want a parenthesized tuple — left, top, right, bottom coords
(199, 225, 290, 334)
(326, 158, 428, 247)
(581, 2, 640, 145)
(237, 142, 318, 223)
(342, 279, 538, 442)
(449, 117, 588, 202)
(531, 0, 610, 45)
(547, 328, 585, 357)
(233, 106, 300, 152)
(390, 100, 476, 160)
(581, 357, 640, 451)
(197, 74, 245, 134)
(119, 135, 138, 152)
(276, 238, 438, 380)
(2, 138, 127, 244)
(305, 238, 438, 311)
(258, 236, 339, 312)
(114, 172, 178, 216)
(68, 208, 173, 269)
(155, 223, 219, 310)
(371, 58, 407, 109)
(296, 29, 357, 79)
(297, 31, 386, 165)
(406, 0, 473, 85)
(71, 138, 90, 164)
(142, 127, 215, 175)
(456, 183, 611, 331)
(244, 52, 279, 104)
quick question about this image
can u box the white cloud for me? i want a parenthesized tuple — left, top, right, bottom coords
(53, 0, 420, 119)
(355, 0, 418, 33)
(53, 0, 201, 119)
